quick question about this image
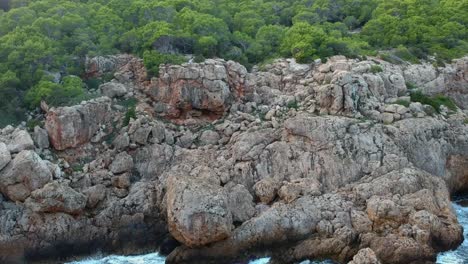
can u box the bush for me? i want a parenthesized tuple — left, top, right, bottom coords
(410, 90, 457, 113)
(287, 100, 299, 110)
(25, 76, 87, 108)
(123, 106, 136, 126)
(143, 50, 186, 77)
(26, 119, 42, 131)
(395, 99, 410, 107)
(370, 65, 383, 73)
(406, 82, 417, 90)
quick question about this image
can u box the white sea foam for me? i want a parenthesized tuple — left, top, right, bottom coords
(437, 200, 468, 264)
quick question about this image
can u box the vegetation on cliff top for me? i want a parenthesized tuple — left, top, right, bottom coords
(0, 0, 467, 126)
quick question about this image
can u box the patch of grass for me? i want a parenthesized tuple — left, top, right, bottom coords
(200, 123, 215, 132)
(118, 98, 138, 108)
(464, 119, 468, 125)
(26, 119, 42, 131)
(406, 82, 417, 90)
(287, 100, 299, 110)
(410, 90, 457, 113)
(71, 163, 84, 172)
(370, 65, 383, 74)
(123, 106, 136, 126)
(394, 99, 410, 107)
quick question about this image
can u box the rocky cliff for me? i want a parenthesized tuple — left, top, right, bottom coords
(0, 55, 467, 264)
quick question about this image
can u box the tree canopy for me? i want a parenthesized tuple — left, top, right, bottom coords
(0, 0, 467, 126)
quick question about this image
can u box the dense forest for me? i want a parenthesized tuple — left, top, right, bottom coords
(0, 0, 467, 126)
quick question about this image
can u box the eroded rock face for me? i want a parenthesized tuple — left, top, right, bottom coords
(85, 54, 134, 78)
(25, 182, 87, 215)
(100, 81, 128, 98)
(348, 248, 381, 264)
(45, 97, 112, 150)
(109, 152, 134, 174)
(1, 55, 468, 264)
(166, 175, 233, 247)
(0, 150, 52, 202)
(138, 59, 249, 122)
(6, 130, 34, 153)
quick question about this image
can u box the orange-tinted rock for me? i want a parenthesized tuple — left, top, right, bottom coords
(45, 97, 112, 150)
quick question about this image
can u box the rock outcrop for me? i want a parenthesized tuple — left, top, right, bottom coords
(0, 150, 52, 202)
(85, 54, 134, 78)
(1, 55, 468, 264)
(167, 175, 233, 247)
(25, 182, 87, 214)
(45, 97, 112, 150)
(139, 59, 249, 122)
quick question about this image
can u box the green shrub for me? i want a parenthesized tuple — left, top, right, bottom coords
(464, 119, 468, 125)
(406, 82, 417, 90)
(25, 76, 88, 108)
(370, 65, 383, 74)
(394, 99, 410, 107)
(410, 90, 457, 113)
(26, 119, 42, 131)
(118, 98, 138, 108)
(287, 100, 299, 110)
(143, 50, 186, 77)
(123, 106, 136, 126)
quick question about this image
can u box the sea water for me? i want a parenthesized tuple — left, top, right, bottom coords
(437, 197, 468, 264)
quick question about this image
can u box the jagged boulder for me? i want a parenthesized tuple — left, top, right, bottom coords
(85, 54, 134, 78)
(33, 126, 49, 149)
(109, 152, 134, 174)
(25, 182, 87, 215)
(45, 97, 112, 150)
(100, 81, 127, 98)
(6, 130, 34, 153)
(348, 248, 381, 264)
(166, 175, 233, 247)
(0, 150, 52, 202)
(142, 59, 248, 121)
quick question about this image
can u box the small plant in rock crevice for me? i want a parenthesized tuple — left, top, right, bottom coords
(370, 65, 383, 73)
(410, 90, 457, 113)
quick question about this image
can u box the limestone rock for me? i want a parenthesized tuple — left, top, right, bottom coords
(253, 178, 279, 204)
(199, 130, 220, 146)
(33, 126, 49, 149)
(0, 150, 52, 202)
(83, 184, 107, 208)
(167, 175, 233, 247)
(132, 126, 152, 145)
(45, 97, 112, 150)
(0, 142, 10, 171)
(25, 182, 87, 215)
(113, 133, 130, 150)
(7, 130, 34, 153)
(100, 81, 127, 98)
(227, 184, 255, 222)
(140, 59, 248, 122)
(109, 152, 134, 174)
(348, 248, 381, 264)
(85, 54, 134, 78)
